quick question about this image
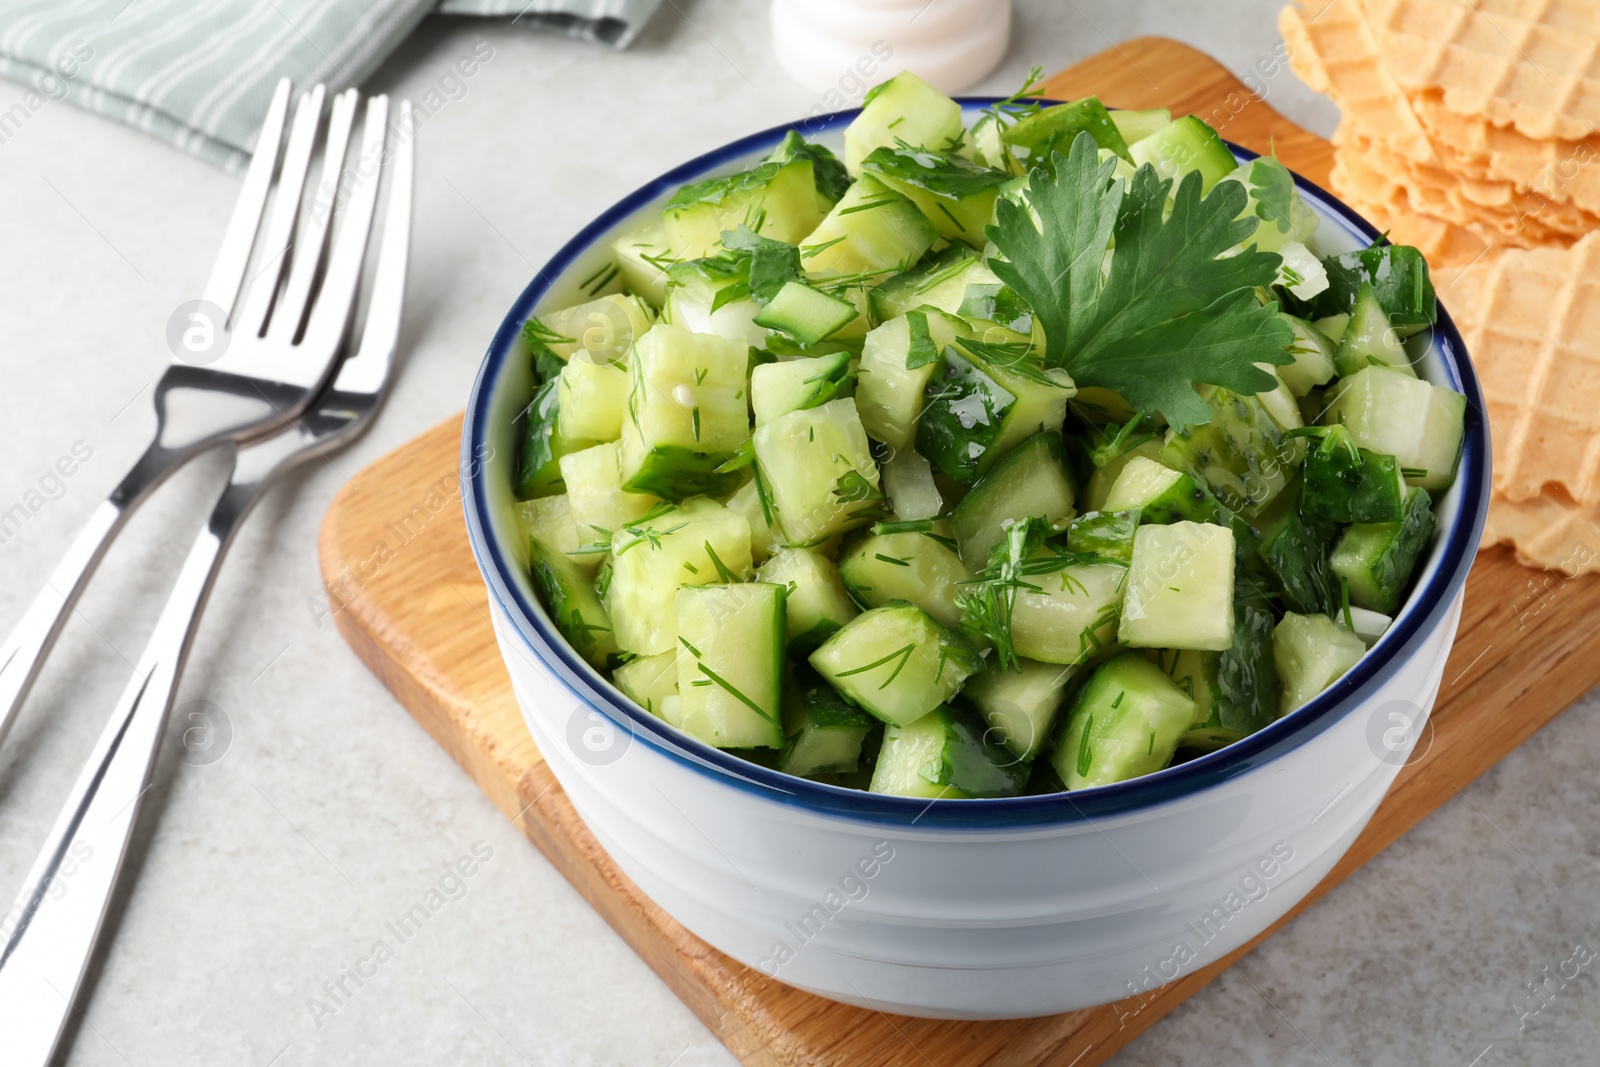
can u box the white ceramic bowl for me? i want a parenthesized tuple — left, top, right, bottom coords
(462, 102, 1491, 1018)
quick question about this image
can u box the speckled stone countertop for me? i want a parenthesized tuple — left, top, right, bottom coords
(0, 2, 1590, 1063)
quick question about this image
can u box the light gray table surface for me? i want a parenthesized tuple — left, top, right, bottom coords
(0, 2, 1594, 1063)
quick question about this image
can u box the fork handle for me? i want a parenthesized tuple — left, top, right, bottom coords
(0, 503, 230, 1065)
(0, 439, 207, 755)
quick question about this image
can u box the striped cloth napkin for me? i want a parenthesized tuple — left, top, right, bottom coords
(0, 0, 661, 170)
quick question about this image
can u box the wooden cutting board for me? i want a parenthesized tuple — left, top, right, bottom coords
(319, 37, 1600, 1066)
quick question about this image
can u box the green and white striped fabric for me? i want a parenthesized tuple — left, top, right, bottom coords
(0, 0, 661, 170)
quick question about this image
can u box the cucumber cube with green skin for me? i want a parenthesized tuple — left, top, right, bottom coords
(1051, 652, 1197, 789)
(809, 603, 981, 728)
(514, 378, 597, 499)
(1330, 486, 1436, 614)
(1128, 116, 1239, 194)
(662, 157, 825, 257)
(752, 281, 859, 345)
(1003, 98, 1133, 165)
(779, 665, 879, 778)
(859, 146, 1012, 246)
(1120, 521, 1236, 651)
(558, 441, 664, 545)
(1299, 425, 1409, 525)
(1253, 481, 1335, 616)
(1273, 612, 1366, 715)
(1277, 314, 1338, 397)
(535, 294, 656, 364)
(916, 341, 1073, 485)
(1294, 243, 1437, 338)
(880, 450, 944, 521)
(766, 130, 851, 208)
(674, 583, 786, 749)
(869, 704, 1029, 799)
(605, 498, 754, 655)
(1161, 385, 1302, 518)
(1322, 365, 1465, 491)
(1065, 510, 1140, 562)
(514, 495, 597, 575)
(753, 397, 883, 546)
(619, 324, 751, 500)
(609, 221, 677, 308)
(1154, 602, 1280, 752)
(613, 650, 678, 718)
(962, 657, 1079, 761)
(1002, 558, 1129, 665)
(844, 70, 964, 175)
(957, 282, 1034, 335)
(726, 478, 778, 564)
(1102, 456, 1220, 525)
(664, 257, 769, 348)
(1110, 107, 1172, 146)
(756, 547, 858, 653)
(868, 245, 991, 322)
(856, 308, 963, 451)
(750, 350, 854, 426)
(799, 175, 939, 278)
(837, 525, 969, 631)
(949, 431, 1077, 568)
(1082, 437, 1164, 511)
(1315, 313, 1350, 343)
(1334, 282, 1413, 378)
(529, 537, 618, 669)
(557, 356, 630, 442)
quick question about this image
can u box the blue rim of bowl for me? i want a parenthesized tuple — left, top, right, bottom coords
(462, 98, 1491, 829)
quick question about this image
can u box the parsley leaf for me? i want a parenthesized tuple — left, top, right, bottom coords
(1248, 156, 1295, 234)
(720, 225, 802, 306)
(986, 132, 1294, 428)
(904, 309, 939, 369)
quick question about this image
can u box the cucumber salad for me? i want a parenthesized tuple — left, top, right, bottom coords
(510, 70, 1466, 799)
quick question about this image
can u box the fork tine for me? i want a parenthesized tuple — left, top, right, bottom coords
(268, 87, 359, 343)
(300, 94, 389, 354)
(234, 83, 326, 340)
(202, 77, 290, 324)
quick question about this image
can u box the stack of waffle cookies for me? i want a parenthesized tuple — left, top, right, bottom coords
(1282, 0, 1600, 574)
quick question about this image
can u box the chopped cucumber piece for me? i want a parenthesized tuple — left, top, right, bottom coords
(1277, 240, 1329, 301)
(869, 704, 1028, 799)
(844, 71, 964, 175)
(614, 651, 679, 717)
(838, 524, 969, 630)
(756, 547, 858, 653)
(856, 308, 962, 451)
(1051, 652, 1196, 789)
(664, 257, 769, 347)
(608, 222, 677, 308)
(1347, 606, 1392, 646)
(619, 324, 751, 500)
(753, 281, 859, 344)
(809, 603, 981, 727)
(1296, 243, 1437, 338)
(605, 498, 753, 655)
(881, 450, 944, 521)
(998, 557, 1128, 665)
(558, 441, 663, 544)
(1102, 456, 1219, 525)
(949, 430, 1076, 567)
(1109, 107, 1172, 146)
(868, 245, 991, 321)
(957, 281, 1034, 335)
(1162, 384, 1302, 518)
(1273, 612, 1366, 715)
(514, 495, 596, 574)
(534, 294, 656, 364)
(1300, 425, 1408, 525)
(1333, 282, 1412, 377)
(674, 582, 785, 748)
(1120, 521, 1236, 651)
(1323, 365, 1465, 491)
(726, 479, 778, 563)
(1129, 116, 1238, 194)
(514, 378, 597, 499)
(529, 537, 617, 668)
(860, 146, 1012, 246)
(916, 338, 1073, 484)
(1004, 98, 1132, 165)
(1314, 312, 1350, 343)
(1278, 314, 1337, 397)
(1083, 437, 1164, 511)
(1330, 485, 1436, 614)
(779, 665, 878, 778)
(1065, 509, 1140, 561)
(753, 397, 883, 545)
(800, 175, 939, 278)
(767, 130, 850, 208)
(557, 356, 630, 442)
(750, 350, 853, 426)
(963, 657, 1078, 761)
(1156, 600, 1280, 750)
(663, 157, 825, 256)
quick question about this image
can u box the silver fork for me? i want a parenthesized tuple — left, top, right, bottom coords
(0, 98, 413, 1067)
(0, 78, 379, 755)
